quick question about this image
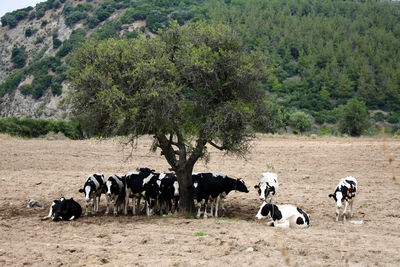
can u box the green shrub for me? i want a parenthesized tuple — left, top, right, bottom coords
(35, 36, 44, 44)
(339, 98, 370, 136)
(53, 38, 62, 49)
(11, 45, 27, 69)
(387, 113, 400, 124)
(0, 117, 83, 139)
(289, 111, 312, 134)
(372, 112, 386, 122)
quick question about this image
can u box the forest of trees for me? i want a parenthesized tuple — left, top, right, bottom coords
(1, 0, 400, 136)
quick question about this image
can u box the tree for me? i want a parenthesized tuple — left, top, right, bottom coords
(289, 111, 312, 134)
(339, 98, 369, 136)
(68, 21, 268, 214)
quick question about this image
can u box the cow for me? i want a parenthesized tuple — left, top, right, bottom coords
(42, 197, 82, 221)
(255, 202, 310, 228)
(124, 168, 161, 216)
(192, 173, 249, 218)
(105, 174, 126, 215)
(329, 176, 358, 222)
(254, 172, 279, 203)
(78, 173, 105, 215)
(158, 173, 179, 215)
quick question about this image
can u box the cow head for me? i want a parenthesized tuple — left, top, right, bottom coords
(254, 182, 274, 201)
(52, 197, 67, 221)
(142, 175, 161, 200)
(329, 190, 346, 209)
(79, 182, 94, 204)
(255, 202, 270, 220)
(235, 179, 249, 193)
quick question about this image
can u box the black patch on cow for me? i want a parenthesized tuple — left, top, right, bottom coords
(261, 203, 282, 221)
(296, 217, 304, 225)
(297, 207, 310, 225)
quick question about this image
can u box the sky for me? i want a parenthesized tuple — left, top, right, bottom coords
(0, 0, 47, 18)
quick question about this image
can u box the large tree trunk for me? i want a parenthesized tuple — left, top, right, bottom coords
(176, 167, 195, 215)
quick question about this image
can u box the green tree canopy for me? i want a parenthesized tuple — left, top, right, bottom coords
(68, 21, 268, 213)
(289, 111, 313, 134)
(339, 98, 370, 136)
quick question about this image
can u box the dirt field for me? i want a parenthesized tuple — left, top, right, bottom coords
(0, 134, 399, 266)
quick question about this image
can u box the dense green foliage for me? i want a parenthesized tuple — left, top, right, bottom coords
(339, 98, 369, 136)
(0, 117, 83, 139)
(11, 45, 27, 69)
(206, 0, 400, 115)
(289, 111, 313, 134)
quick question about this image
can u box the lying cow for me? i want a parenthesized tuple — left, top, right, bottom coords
(105, 174, 126, 215)
(254, 172, 279, 203)
(192, 173, 249, 218)
(159, 173, 179, 215)
(43, 197, 82, 221)
(124, 168, 161, 216)
(329, 176, 358, 222)
(256, 202, 310, 228)
(78, 173, 105, 215)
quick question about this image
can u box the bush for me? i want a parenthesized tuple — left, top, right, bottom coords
(339, 98, 370, 136)
(289, 111, 313, 134)
(253, 97, 288, 133)
(35, 36, 44, 44)
(0, 117, 83, 139)
(53, 38, 62, 49)
(387, 112, 400, 124)
(11, 45, 27, 69)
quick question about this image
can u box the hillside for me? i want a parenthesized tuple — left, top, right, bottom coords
(0, 0, 400, 132)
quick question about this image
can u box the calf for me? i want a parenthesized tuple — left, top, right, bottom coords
(159, 173, 179, 215)
(124, 168, 161, 216)
(254, 172, 279, 203)
(43, 197, 82, 221)
(105, 174, 126, 215)
(256, 202, 310, 228)
(78, 173, 105, 215)
(192, 173, 249, 218)
(329, 176, 358, 222)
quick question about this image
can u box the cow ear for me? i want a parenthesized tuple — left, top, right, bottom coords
(254, 185, 259, 189)
(329, 194, 334, 199)
(79, 189, 84, 193)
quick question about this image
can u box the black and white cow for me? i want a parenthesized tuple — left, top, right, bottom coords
(158, 173, 179, 215)
(255, 202, 310, 228)
(42, 197, 82, 221)
(192, 173, 249, 218)
(105, 174, 126, 215)
(254, 172, 279, 203)
(78, 173, 105, 215)
(329, 176, 358, 222)
(124, 168, 161, 216)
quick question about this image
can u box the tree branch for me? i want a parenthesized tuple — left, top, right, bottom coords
(208, 140, 226, 151)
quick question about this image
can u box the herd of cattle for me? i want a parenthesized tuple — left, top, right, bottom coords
(43, 167, 358, 228)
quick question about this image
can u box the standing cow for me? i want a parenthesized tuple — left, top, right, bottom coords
(78, 173, 105, 215)
(105, 174, 126, 215)
(254, 172, 279, 203)
(158, 173, 179, 215)
(329, 176, 358, 222)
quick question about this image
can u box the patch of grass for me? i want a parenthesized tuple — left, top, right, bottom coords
(194, 231, 207, 237)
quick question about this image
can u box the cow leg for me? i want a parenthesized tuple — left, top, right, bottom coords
(275, 220, 290, 229)
(43, 203, 54, 220)
(209, 199, 214, 217)
(69, 215, 75, 221)
(105, 195, 110, 215)
(335, 204, 340, 222)
(113, 198, 118, 216)
(214, 196, 220, 217)
(343, 201, 349, 222)
(220, 196, 225, 212)
(203, 200, 208, 219)
(350, 199, 354, 218)
(132, 197, 136, 215)
(195, 200, 201, 218)
(124, 192, 130, 215)
(97, 195, 101, 213)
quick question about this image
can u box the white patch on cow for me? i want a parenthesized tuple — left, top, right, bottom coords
(159, 173, 167, 180)
(255, 201, 267, 219)
(335, 191, 343, 208)
(213, 173, 226, 178)
(113, 175, 124, 189)
(84, 185, 91, 201)
(156, 180, 161, 187)
(193, 182, 198, 188)
(106, 180, 112, 195)
(126, 171, 139, 176)
(89, 174, 100, 189)
(142, 174, 154, 186)
(173, 181, 179, 196)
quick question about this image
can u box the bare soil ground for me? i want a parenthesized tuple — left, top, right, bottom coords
(0, 134, 399, 266)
